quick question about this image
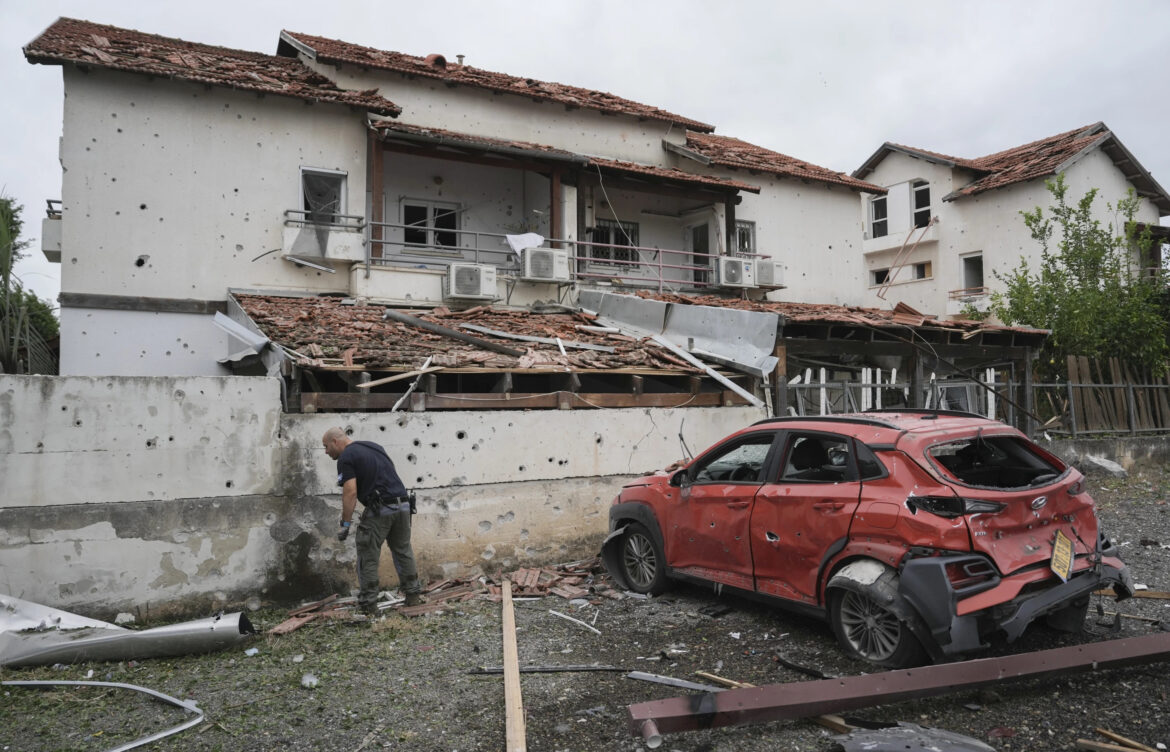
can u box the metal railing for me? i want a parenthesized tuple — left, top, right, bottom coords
(947, 285, 989, 300)
(364, 220, 769, 293)
(284, 209, 365, 231)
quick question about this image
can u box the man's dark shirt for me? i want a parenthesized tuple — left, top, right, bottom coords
(337, 440, 407, 504)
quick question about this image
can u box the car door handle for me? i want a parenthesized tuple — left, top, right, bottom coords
(813, 501, 846, 510)
(726, 501, 750, 509)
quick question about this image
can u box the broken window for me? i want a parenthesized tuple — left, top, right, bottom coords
(402, 199, 460, 250)
(962, 253, 984, 290)
(691, 433, 775, 484)
(302, 168, 346, 225)
(869, 196, 888, 239)
(592, 218, 639, 265)
(735, 221, 756, 255)
(780, 434, 851, 482)
(913, 180, 931, 228)
(927, 435, 1063, 489)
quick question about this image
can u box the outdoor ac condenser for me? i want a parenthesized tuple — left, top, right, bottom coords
(755, 260, 785, 289)
(444, 263, 497, 300)
(521, 248, 571, 282)
(717, 256, 756, 289)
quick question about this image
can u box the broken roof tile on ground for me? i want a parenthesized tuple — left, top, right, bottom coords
(233, 294, 703, 374)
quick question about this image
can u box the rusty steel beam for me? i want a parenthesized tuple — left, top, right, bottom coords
(628, 632, 1170, 740)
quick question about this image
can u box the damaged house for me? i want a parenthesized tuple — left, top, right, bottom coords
(1, 17, 1084, 615)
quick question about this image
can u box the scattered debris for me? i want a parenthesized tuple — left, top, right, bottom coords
(831, 722, 996, 752)
(301, 673, 319, 689)
(469, 664, 624, 675)
(774, 652, 838, 680)
(625, 671, 723, 693)
(3, 679, 204, 750)
(1090, 727, 1160, 752)
(549, 609, 602, 636)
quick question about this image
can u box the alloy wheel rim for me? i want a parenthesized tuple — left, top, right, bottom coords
(839, 590, 901, 661)
(623, 533, 657, 589)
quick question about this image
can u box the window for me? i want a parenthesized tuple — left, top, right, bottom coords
(735, 221, 756, 255)
(780, 434, 852, 483)
(302, 168, 346, 225)
(962, 254, 984, 290)
(913, 180, 931, 228)
(402, 199, 459, 249)
(869, 196, 888, 238)
(911, 261, 932, 279)
(592, 218, 639, 264)
(691, 433, 775, 484)
(871, 262, 931, 286)
(872, 268, 889, 286)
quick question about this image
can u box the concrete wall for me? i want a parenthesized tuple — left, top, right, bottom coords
(0, 374, 762, 618)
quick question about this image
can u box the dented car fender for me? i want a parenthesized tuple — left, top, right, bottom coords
(601, 502, 665, 591)
(826, 559, 944, 662)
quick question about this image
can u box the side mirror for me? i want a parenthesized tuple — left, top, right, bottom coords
(670, 469, 690, 488)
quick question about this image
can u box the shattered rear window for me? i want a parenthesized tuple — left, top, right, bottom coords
(927, 434, 1065, 490)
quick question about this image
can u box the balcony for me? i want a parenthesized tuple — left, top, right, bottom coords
(946, 286, 990, 317)
(863, 221, 938, 255)
(41, 199, 62, 263)
(281, 210, 365, 272)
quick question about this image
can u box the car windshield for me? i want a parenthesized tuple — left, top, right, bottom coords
(927, 434, 1064, 490)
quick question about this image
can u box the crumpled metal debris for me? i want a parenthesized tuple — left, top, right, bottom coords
(831, 721, 997, 752)
(0, 594, 255, 667)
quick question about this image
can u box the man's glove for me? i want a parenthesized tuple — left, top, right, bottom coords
(337, 520, 351, 542)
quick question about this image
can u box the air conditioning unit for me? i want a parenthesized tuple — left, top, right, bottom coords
(755, 260, 786, 289)
(521, 247, 571, 282)
(717, 257, 756, 289)
(444, 263, 497, 300)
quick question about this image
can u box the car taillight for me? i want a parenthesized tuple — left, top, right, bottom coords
(945, 559, 998, 589)
(906, 496, 1006, 518)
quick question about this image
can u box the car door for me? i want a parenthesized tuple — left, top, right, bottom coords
(666, 430, 779, 590)
(750, 431, 862, 605)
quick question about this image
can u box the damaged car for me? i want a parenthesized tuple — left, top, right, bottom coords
(602, 410, 1134, 667)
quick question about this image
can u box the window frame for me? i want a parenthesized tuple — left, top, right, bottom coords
(400, 197, 462, 254)
(688, 431, 780, 486)
(592, 218, 639, 265)
(869, 196, 888, 239)
(735, 220, 757, 256)
(912, 180, 931, 229)
(301, 167, 347, 226)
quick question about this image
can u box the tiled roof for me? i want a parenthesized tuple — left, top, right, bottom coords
(374, 122, 760, 193)
(25, 18, 402, 117)
(634, 291, 1048, 337)
(951, 123, 1108, 199)
(280, 30, 713, 132)
(233, 294, 703, 373)
(686, 132, 884, 194)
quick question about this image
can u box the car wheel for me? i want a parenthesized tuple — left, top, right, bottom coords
(620, 522, 668, 595)
(830, 586, 926, 668)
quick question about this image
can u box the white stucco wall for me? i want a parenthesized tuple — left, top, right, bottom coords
(58, 308, 232, 377)
(311, 60, 676, 165)
(58, 67, 368, 303)
(856, 148, 1162, 317)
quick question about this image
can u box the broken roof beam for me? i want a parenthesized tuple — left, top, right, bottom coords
(383, 308, 524, 357)
(459, 323, 616, 353)
(627, 632, 1170, 739)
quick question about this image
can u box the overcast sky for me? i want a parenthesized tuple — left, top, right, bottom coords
(4, 0, 1169, 308)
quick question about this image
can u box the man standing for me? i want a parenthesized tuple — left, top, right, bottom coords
(322, 427, 425, 614)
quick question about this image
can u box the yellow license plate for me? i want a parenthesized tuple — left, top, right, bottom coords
(1050, 529, 1074, 582)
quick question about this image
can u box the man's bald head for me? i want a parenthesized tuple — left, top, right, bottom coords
(322, 427, 352, 460)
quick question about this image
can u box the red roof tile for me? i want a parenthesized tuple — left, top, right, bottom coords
(952, 123, 1108, 199)
(686, 132, 884, 193)
(233, 294, 703, 373)
(25, 18, 401, 117)
(374, 122, 759, 193)
(280, 30, 713, 132)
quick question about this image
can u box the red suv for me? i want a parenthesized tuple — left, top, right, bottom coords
(601, 410, 1133, 667)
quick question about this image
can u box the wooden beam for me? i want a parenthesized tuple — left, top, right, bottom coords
(501, 580, 527, 752)
(298, 391, 747, 411)
(354, 366, 446, 389)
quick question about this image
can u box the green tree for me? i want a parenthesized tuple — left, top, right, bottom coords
(1, 195, 58, 373)
(990, 175, 1168, 381)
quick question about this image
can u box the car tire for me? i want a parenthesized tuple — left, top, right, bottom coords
(619, 522, 669, 595)
(829, 582, 927, 668)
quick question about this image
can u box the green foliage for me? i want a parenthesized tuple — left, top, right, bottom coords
(990, 175, 1168, 380)
(1, 195, 58, 373)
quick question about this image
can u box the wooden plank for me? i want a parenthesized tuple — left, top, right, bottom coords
(355, 367, 446, 389)
(267, 613, 318, 635)
(458, 323, 616, 353)
(287, 593, 339, 617)
(299, 391, 745, 411)
(1094, 728, 1158, 752)
(502, 580, 527, 752)
(1077, 741, 1150, 752)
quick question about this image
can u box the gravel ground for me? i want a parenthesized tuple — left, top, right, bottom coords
(2, 467, 1169, 752)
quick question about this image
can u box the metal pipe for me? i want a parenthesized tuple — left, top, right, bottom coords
(382, 309, 524, 358)
(627, 632, 1170, 739)
(3, 680, 204, 751)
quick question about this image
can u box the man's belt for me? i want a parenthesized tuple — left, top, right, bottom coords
(364, 494, 410, 510)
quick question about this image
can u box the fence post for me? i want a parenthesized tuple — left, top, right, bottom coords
(1066, 382, 1078, 438)
(1126, 384, 1137, 436)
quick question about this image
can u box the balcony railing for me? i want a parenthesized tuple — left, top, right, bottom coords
(364, 220, 770, 293)
(948, 285, 989, 300)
